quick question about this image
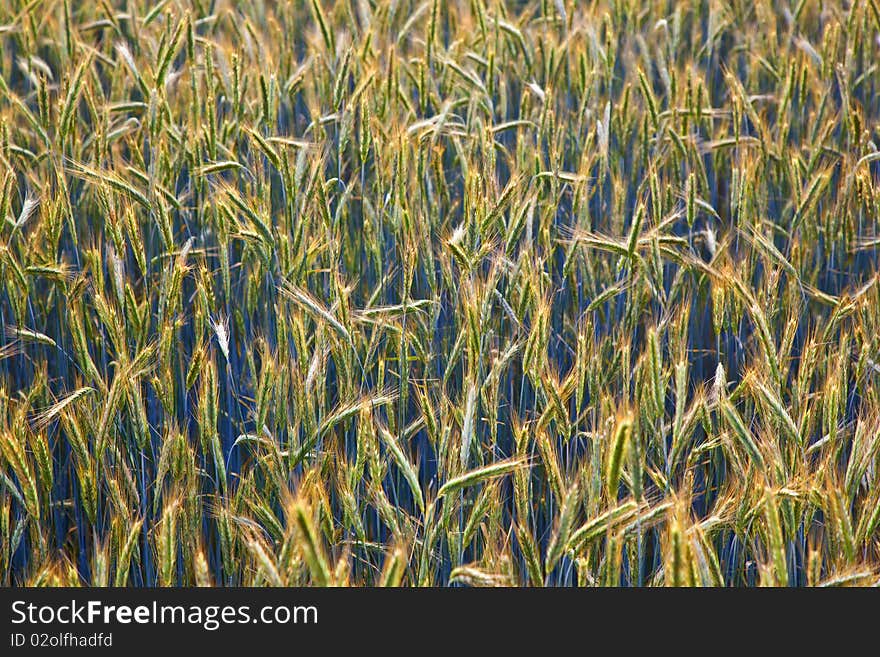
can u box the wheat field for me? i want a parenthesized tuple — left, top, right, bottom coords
(1, 0, 879, 587)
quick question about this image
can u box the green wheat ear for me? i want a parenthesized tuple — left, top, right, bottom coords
(0, 0, 878, 588)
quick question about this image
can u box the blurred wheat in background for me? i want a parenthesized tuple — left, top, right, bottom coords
(1, 0, 879, 587)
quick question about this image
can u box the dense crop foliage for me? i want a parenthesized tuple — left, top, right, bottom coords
(1, 0, 879, 587)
